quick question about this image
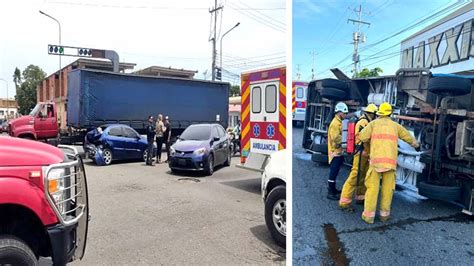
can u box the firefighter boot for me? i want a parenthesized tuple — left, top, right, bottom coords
(327, 183, 340, 201)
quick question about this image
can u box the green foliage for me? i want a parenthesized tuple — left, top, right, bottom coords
(230, 85, 241, 96)
(14, 65, 46, 114)
(355, 67, 383, 78)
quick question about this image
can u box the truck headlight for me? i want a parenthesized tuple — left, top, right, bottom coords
(170, 147, 176, 156)
(47, 168, 66, 216)
(194, 147, 206, 155)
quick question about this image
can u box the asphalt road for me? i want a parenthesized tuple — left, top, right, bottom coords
(40, 152, 285, 264)
(292, 127, 473, 265)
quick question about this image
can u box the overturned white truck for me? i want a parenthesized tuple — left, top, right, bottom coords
(302, 68, 474, 215)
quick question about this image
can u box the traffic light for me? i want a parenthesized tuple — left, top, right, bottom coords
(216, 67, 222, 81)
(78, 48, 92, 56)
(47, 44, 105, 58)
(48, 45, 64, 55)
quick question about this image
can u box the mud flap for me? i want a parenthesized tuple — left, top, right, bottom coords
(236, 152, 269, 173)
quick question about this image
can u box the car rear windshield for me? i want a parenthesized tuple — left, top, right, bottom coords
(180, 125, 211, 141)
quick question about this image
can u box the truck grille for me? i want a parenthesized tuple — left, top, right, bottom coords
(44, 146, 88, 226)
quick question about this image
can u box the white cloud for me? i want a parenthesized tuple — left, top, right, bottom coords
(0, 0, 286, 98)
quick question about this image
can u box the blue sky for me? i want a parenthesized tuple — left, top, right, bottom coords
(292, 0, 470, 81)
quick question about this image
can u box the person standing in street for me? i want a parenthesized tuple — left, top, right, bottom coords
(358, 102, 420, 224)
(339, 104, 378, 210)
(145, 115, 156, 166)
(155, 114, 165, 164)
(327, 102, 349, 200)
(163, 116, 172, 163)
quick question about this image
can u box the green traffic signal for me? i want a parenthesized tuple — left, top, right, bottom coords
(59, 46, 64, 54)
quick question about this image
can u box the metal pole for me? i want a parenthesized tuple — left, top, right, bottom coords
(39, 10, 62, 127)
(0, 79, 8, 119)
(220, 22, 240, 73)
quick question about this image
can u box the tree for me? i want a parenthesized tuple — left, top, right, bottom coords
(14, 65, 46, 114)
(230, 85, 241, 96)
(356, 67, 383, 78)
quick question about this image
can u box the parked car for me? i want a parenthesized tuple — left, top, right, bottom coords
(169, 123, 231, 175)
(0, 120, 7, 133)
(262, 149, 286, 248)
(84, 124, 155, 165)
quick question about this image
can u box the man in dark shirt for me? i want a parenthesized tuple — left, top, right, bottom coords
(163, 116, 172, 163)
(146, 115, 156, 166)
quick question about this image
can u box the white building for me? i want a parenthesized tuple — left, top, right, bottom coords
(0, 98, 18, 121)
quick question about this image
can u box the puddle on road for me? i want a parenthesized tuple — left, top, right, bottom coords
(339, 213, 472, 234)
(322, 223, 349, 266)
(177, 177, 201, 183)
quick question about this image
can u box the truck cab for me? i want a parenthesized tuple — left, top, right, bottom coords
(8, 101, 59, 140)
(0, 136, 89, 265)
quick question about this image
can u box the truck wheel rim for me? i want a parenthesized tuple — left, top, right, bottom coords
(272, 199, 286, 236)
(104, 150, 112, 164)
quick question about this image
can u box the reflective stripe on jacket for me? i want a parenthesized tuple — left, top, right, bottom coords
(358, 116, 417, 171)
(327, 115, 343, 163)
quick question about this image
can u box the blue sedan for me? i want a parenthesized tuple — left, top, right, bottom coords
(84, 124, 155, 165)
(169, 123, 231, 175)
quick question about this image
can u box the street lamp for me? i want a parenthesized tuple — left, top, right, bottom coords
(220, 22, 240, 76)
(39, 10, 62, 126)
(0, 78, 8, 119)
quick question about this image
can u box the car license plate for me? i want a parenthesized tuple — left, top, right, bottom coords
(178, 159, 186, 166)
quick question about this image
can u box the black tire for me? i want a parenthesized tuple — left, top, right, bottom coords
(311, 153, 329, 164)
(170, 168, 178, 174)
(265, 185, 286, 248)
(310, 143, 328, 154)
(102, 148, 113, 165)
(224, 149, 231, 167)
(418, 182, 461, 202)
(321, 79, 350, 92)
(0, 236, 37, 266)
(206, 154, 214, 176)
(320, 87, 351, 101)
(428, 76, 471, 96)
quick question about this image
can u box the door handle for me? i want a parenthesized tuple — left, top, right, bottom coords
(263, 116, 267, 122)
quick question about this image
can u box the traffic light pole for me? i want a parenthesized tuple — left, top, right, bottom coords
(40, 10, 62, 128)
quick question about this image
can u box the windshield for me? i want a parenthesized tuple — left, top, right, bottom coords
(180, 125, 211, 141)
(29, 103, 42, 116)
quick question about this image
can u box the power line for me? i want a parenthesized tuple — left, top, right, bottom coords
(315, 1, 465, 77)
(227, 2, 284, 33)
(234, 0, 285, 27)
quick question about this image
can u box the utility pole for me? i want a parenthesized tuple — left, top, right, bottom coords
(210, 0, 223, 81)
(348, 5, 370, 76)
(296, 64, 301, 80)
(310, 51, 316, 80)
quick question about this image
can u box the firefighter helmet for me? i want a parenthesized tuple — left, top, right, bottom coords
(377, 102, 392, 116)
(335, 102, 349, 113)
(364, 103, 378, 114)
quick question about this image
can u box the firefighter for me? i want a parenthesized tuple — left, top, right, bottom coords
(339, 103, 378, 210)
(358, 102, 420, 223)
(327, 102, 349, 200)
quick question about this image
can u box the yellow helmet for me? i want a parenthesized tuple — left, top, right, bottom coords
(377, 102, 392, 116)
(364, 103, 378, 114)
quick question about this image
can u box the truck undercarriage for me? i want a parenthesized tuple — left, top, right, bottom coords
(302, 68, 474, 215)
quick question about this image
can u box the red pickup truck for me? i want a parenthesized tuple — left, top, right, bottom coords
(0, 136, 89, 265)
(7, 101, 59, 141)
